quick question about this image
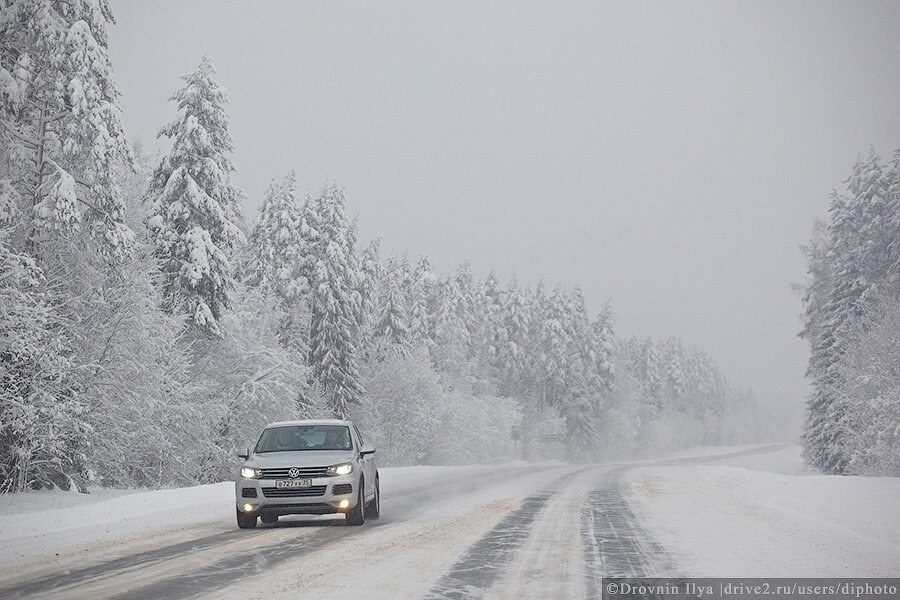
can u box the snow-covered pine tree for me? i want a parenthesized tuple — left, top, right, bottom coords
(373, 255, 411, 354)
(305, 183, 364, 418)
(559, 287, 600, 460)
(592, 301, 617, 396)
(453, 261, 480, 361)
(0, 0, 133, 258)
(802, 149, 893, 472)
(244, 171, 305, 299)
(885, 149, 900, 282)
(478, 269, 505, 381)
(243, 171, 313, 358)
(432, 273, 470, 379)
(146, 55, 245, 337)
(409, 254, 436, 345)
(357, 238, 382, 337)
(661, 337, 687, 407)
(497, 276, 531, 398)
(537, 285, 570, 410)
(574, 301, 615, 458)
(831, 293, 900, 475)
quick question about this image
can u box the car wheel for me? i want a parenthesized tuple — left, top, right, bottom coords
(366, 475, 380, 520)
(260, 514, 278, 524)
(236, 507, 257, 529)
(345, 478, 366, 526)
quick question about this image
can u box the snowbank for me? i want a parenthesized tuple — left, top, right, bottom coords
(625, 446, 900, 576)
(0, 482, 234, 570)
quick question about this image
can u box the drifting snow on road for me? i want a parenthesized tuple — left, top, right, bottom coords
(1, 445, 898, 600)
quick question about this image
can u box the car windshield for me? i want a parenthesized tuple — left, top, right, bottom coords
(255, 425, 353, 453)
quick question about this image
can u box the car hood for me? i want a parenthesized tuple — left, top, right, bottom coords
(244, 450, 355, 468)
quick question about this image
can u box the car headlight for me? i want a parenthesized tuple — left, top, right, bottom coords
(326, 462, 353, 476)
(240, 467, 261, 479)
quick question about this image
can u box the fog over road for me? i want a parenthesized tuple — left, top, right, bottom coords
(0, 446, 786, 600)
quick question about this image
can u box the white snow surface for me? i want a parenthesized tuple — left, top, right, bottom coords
(0, 480, 235, 570)
(625, 445, 900, 576)
(3, 446, 899, 599)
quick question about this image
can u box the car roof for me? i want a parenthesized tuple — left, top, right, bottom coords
(265, 419, 354, 428)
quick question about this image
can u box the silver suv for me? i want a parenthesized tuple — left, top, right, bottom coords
(235, 419, 379, 528)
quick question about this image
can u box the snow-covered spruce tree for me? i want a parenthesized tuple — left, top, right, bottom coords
(146, 55, 245, 337)
(536, 285, 571, 410)
(304, 183, 364, 418)
(477, 269, 505, 381)
(0, 0, 133, 258)
(244, 171, 306, 301)
(242, 171, 312, 355)
(831, 293, 900, 475)
(801, 147, 900, 473)
(558, 287, 601, 461)
(591, 301, 617, 397)
(371, 255, 411, 356)
(408, 254, 436, 346)
(432, 273, 470, 379)
(453, 261, 481, 359)
(357, 239, 382, 332)
(811, 152, 886, 472)
(497, 276, 532, 398)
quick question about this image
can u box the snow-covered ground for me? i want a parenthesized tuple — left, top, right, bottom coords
(0, 462, 555, 574)
(2, 445, 898, 600)
(625, 445, 900, 576)
(0, 480, 235, 571)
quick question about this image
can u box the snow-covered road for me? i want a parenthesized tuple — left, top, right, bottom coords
(2, 444, 897, 600)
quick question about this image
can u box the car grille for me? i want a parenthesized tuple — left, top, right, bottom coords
(258, 467, 329, 479)
(331, 483, 353, 495)
(261, 485, 327, 498)
(241, 487, 258, 498)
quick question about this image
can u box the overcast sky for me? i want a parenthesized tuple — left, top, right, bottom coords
(107, 1, 900, 422)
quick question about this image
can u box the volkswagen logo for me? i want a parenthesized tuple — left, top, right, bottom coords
(288, 467, 301, 478)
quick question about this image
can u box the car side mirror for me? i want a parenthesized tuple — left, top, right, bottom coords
(236, 447, 249, 459)
(360, 446, 376, 457)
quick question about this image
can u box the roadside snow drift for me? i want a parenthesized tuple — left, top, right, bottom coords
(626, 447, 900, 576)
(0, 482, 234, 570)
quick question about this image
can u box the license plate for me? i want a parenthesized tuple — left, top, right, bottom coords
(276, 479, 312, 489)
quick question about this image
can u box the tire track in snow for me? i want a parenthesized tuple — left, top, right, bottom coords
(581, 468, 675, 598)
(487, 471, 593, 600)
(423, 473, 576, 600)
(580, 443, 788, 597)
(425, 465, 681, 600)
(106, 522, 360, 600)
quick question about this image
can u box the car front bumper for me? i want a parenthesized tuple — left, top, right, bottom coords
(235, 476, 358, 517)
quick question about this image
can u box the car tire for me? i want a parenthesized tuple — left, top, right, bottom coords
(366, 475, 380, 520)
(345, 478, 365, 526)
(236, 507, 257, 529)
(260, 514, 278, 524)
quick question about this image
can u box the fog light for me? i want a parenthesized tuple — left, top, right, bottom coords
(339, 499, 350, 509)
(243, 503, 253, 512)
